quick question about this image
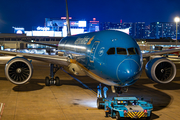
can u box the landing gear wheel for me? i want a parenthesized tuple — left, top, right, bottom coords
(116, 87, 122, 95)
(116, 112, 121, 120)
(55, 76, 60, 86)
(45, 77, 50, 86)
(122, 87, 128, 92)
(46, 64, 61, 86)
(97, 98, 104, 109)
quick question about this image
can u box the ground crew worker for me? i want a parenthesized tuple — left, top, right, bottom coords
(103, 86, 108, 98)
(105, 106, 110, 117)
(97, 83, 102, 98)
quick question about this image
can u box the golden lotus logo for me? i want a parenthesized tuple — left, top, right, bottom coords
(87, 36, 95, 45)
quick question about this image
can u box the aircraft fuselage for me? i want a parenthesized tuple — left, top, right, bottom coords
(58, 30, 143, 87)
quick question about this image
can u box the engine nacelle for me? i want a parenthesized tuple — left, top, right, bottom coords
(145, 57, 176, 83)
(5, 57, 33, 85)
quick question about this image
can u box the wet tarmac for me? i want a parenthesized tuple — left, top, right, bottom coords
(0, 56, 180, 120)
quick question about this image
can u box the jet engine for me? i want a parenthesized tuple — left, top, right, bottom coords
(145, 57, 176, 83)
(5, 57, 33, 85)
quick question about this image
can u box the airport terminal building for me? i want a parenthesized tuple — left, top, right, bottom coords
(14, 17, 100, 37)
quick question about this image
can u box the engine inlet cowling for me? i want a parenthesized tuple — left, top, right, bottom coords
(145, 57, 176, 83)
(5, 57, 33, 85)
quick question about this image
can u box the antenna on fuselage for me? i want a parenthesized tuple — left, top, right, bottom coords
(65, 0, 71, 36)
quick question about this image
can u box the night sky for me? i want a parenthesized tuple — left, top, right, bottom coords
(0, 0, 180, 33)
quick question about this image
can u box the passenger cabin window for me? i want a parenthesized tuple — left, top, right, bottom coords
(128, 48, 136, 55)
(135, 48, 140, 55)
(117, 48, 127, 55)
(107, 48, 115, 55)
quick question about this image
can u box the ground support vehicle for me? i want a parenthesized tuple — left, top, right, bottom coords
(97, 97, 153, 120)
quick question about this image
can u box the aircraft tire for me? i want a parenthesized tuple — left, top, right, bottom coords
(116, 112, 121, 120)
(123, 87, 128, 92)
(55, 76, 60, 86)
(45, 77, 50, 86)
(97, 98, 104, 109)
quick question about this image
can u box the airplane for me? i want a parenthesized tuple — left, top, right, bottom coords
(0, 0, 180, 96)
(1, 29, 180, 90)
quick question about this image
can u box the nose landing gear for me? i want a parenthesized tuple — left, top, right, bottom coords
(45, 64, 61, 86)
(122, 87, 128, 93)
(111, 86, 129, 95)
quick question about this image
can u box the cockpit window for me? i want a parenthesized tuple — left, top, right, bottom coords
(107, 47, 115, 55)
(135, 48, 140, 55)
(117, 48, 127, 55)
(128, 48, 136, 55)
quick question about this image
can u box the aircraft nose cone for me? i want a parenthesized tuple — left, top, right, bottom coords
(117, 60, 140, 83)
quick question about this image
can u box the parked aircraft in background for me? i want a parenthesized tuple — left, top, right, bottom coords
(168, 47, 180, 56)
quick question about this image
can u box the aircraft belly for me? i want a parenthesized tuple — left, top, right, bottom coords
(84, 69, 120, 86)
(74, 60, 120, 86)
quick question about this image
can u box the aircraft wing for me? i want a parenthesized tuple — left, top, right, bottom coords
(142, 48, 180, 58)
(0, 50, 69, 66)
(22, 41, 58, 48)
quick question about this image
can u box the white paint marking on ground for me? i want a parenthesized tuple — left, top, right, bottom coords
(0, 103, 5, 120)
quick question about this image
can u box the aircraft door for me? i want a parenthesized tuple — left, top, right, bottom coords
(90, 41, 100, 63)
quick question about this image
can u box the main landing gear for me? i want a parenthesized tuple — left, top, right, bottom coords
(45, 64, 61, 86)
